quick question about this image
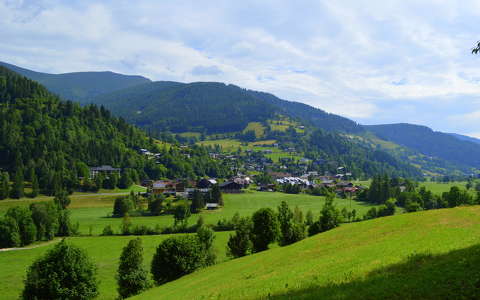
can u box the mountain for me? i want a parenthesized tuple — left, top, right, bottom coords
(92, 82, 277, 134)
(447, 132, 480, 145)
(365, 123, 480, 170)
(0, 61, 151, 103)
(0, 65, 230, 195)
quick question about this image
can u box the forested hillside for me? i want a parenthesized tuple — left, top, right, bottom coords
(0, 61, 151, 103)
(93, 82, 277, 133)
(365, 123, 480, 169)
(248, 90, 364, 133)
(0, 66, 229, 195)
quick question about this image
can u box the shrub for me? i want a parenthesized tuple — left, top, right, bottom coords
(117, 238, 151, 298)
(196, 226, 216, 265)
(5, 206, 37, 246)
(102, 225, 114, 236)
(22, 240, 98, 299)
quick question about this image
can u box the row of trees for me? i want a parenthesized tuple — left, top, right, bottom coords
(0, 191, 75, 248)
(22, 224, 217, 299)
(227, 197, 342, 258)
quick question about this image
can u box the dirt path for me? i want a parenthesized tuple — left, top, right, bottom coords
(0, 239, 60, 252)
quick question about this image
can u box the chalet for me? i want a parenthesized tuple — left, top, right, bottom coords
(219, 181, 243, 193)
(89, 165, 121, 179)
(151, 180, 176, 196)
(197, 178, 217, 189)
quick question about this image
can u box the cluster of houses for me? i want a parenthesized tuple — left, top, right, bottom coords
(259, 171, 364, 195)
(144, 176, 252, 198)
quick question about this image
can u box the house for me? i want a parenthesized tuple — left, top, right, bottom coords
(219, 181, 243, 193)
(151, 180, 176, 196)
(89, 165, 121, 179)
(197, 178, 217, 189)
(205, 203, 219, 210)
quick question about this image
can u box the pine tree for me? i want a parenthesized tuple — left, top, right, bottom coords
(211, 184, 223, 205)
(0, 172, 9, 200)
(11, 168, 24, 199)
(117, 238, 151, 298)
(30, 172, 39, 198)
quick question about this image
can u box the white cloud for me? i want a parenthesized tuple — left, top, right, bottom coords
(1, 0, 480, 135)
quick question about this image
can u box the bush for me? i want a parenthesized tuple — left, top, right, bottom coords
(151, 235, 206, 285)
(113, 196, 133, 217)
(22, 240, 98, 299)
(251, 208, 280, 252)
(117, 238, 151, 298)
(102, 225, 114, 236)
(277, 201, 306, 246)
(148, 194, 165, 216)
(227, 217, 253, 258)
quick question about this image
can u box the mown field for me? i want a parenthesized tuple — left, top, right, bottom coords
(0, 191, 377, 235)
(0, 232, 232, 300)
(133, 206, 480, 300)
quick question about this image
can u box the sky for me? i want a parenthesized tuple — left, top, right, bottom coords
(1, 0, 480, 137)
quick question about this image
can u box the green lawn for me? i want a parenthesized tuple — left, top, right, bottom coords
(133, 205, 480, 300)
(0, 232, 232, 300)
(419, 181, 468, 195)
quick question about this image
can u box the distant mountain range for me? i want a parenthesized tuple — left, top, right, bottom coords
(0, 61, 151, 102)
(2, 61, 480, 175)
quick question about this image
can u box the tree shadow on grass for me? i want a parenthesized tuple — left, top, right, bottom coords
(266, 244, 480, 300)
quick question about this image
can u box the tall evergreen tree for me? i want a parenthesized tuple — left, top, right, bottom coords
(117, 238, 151, 298)
(0, 172, 9, 200)
(11, 168, 24, 199)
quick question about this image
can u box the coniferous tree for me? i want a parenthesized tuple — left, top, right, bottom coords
(11, 168, 24, 199)
(251, 208, 280, 252)
(30, 172, 39, 198)
(117, 238, 151, 298)
(0, 172, 9, 200)
(227, 217, 253, 258)
(54, 189, 71, 210)
(211, 184, 223, 205)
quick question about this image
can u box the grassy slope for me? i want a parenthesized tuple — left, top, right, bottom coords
(0, 232, 231, 300)
(133, 206, 480, 300)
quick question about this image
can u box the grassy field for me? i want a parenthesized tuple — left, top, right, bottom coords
(132, 206, 480, 300)
(69, 192, 378, 235)
(419, 181, 468, 194)
(0, 232, 232, 300)
(0, 185, 146, 215)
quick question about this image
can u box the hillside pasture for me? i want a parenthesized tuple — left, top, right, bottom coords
(133, 206, 480, 300)
(0, 232, 231, 300)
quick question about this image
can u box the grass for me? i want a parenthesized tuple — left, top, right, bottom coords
(243, 122, 266, 139)
(68, 192, 377, 235)
(419, 181, 468, 195)
(132, 205, 480, 300)
(0, 185, 146, 215)
(0, 232, 232, 300)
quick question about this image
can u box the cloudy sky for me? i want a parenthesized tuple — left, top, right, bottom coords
(1, 0, 480, 136)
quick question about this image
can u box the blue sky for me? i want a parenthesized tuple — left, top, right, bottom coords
(1, 0, 480, 136)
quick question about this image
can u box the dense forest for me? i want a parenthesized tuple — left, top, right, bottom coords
(92, 82, 277, 133)
(0, 66, 230, 196)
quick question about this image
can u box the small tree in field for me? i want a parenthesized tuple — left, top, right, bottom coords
(251, 208, 279, 252)
(227, 217, 253, 258)
(22, 240, 98, 300)
(117, 238, 151, 298)
(54, 189, 71, 209)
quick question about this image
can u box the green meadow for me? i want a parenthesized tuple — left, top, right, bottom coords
(0, 232, 232, 300)
(133, 205, 480, 300)
(9, 191, 376, 235)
